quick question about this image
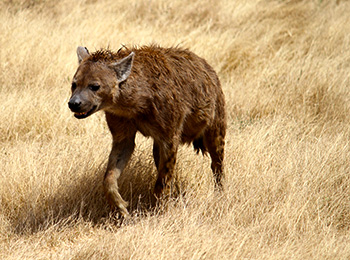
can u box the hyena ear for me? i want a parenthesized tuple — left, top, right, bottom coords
(77, 46, 90, 64)
(110, 52, 134, 83)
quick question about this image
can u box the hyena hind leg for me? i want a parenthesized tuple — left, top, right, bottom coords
(204, 129, 225, 188)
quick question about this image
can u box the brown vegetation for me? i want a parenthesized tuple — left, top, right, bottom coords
(1, 0, 350, 259)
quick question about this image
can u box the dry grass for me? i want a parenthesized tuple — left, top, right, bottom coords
(1, 0, 350, 259)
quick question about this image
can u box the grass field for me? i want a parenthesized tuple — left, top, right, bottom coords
(1, 0, 350, 259)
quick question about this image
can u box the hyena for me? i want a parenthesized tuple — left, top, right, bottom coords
(68, 45, 226, 217)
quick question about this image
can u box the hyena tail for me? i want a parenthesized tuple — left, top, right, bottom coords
(193, 136, 208, 155)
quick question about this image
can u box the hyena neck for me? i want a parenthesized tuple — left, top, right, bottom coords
(108, 82, 151, 118)
(105, 102, 135, 118)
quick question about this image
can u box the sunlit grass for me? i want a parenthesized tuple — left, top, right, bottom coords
(1, 0, 350, 259)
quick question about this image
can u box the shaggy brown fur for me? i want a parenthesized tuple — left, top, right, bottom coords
(68, 45, 226, 217)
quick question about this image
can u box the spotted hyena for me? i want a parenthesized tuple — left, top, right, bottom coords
(68, 45, 226, 217)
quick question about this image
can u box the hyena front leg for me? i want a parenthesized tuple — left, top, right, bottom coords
(153, 139, 179, 198)
(104, 136, 135, 217)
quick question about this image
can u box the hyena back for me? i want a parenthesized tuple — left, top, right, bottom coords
(68, 45, 226, 217)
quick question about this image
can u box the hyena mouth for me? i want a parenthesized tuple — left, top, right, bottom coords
(74, 106, 97, 119)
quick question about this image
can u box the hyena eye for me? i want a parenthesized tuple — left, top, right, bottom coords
(71, 82, 77, 91)
(89, 84, 100, 91)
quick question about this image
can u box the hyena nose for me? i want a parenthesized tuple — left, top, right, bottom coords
(68, 98, 82, 111)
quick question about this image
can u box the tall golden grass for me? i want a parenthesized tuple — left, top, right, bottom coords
(1, 0, 350, 258)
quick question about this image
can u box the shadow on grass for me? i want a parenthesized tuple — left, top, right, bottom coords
(9, 157, 159, 235)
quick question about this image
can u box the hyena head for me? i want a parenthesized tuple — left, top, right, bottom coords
(68, 46, 134, 119)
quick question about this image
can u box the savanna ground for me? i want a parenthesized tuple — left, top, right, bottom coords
(1, 0, 350, 259)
